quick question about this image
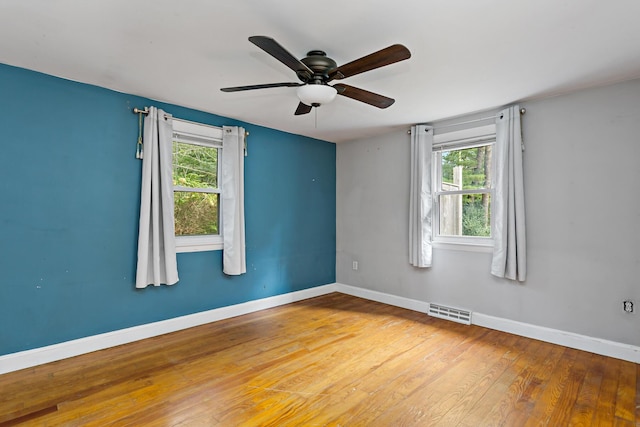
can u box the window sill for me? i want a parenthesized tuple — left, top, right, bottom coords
(175, 235, 223, 253)
(432, 239, 493, 253)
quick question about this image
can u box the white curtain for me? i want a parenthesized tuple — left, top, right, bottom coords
(135, 107, 179, 288)
(409, 125, 434, 267)
(221, 126, 246, 275)
(491, 105, 526, 281)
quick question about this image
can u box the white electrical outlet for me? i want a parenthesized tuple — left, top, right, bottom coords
(623, 300, 633, 313)
(352, 261, 358, 271)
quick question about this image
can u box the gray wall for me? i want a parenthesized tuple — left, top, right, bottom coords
(336, 78, 640, 346)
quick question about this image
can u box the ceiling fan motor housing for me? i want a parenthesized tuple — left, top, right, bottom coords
(300, 50, 337, 83)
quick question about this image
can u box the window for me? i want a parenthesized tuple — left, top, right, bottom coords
(172, 119, 224, 252)
(433, 124, 495, 246)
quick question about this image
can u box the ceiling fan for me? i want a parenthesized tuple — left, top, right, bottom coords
(221, 36, 411, 115)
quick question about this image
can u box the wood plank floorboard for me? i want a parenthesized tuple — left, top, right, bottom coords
(0, 292, 637, 426)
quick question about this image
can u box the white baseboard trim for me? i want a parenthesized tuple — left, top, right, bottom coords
(0, 283, 338, 375)
(472, 312, 640, 364)
(3, 282, 638, 375)
(335, 283, 640, 364)
(335, 283, 431, 313)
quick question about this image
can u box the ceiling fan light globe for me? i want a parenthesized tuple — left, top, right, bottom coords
(297, 84, 337, 107)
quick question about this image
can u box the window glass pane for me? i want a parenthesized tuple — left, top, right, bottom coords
(440, 144, 492, 191)
(172, 141, 218, 189)
(174, 192, 219, 236)
(439, 193, 491, 237)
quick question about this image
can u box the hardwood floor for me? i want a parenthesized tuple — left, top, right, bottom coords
(0, 293, 638, 426)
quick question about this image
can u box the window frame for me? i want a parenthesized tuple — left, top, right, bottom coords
(432, 124, 496, 249)
(171, 118, 224, 253)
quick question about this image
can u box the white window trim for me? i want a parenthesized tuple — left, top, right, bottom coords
(176, 235, 223, 253)
(432, 124, 496, 247)
(172, 118, 224, 253)
(433, 238, 494, 252)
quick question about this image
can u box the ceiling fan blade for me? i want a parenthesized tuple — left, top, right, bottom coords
(294, 102, 313, 115)
(328, 44, 411, 81)
(333, 84, 395, 109)
(221, 82, 303, 92)
(249, 36, 313, 81)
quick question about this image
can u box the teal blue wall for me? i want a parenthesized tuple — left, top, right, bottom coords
(0, 64, 336, 355)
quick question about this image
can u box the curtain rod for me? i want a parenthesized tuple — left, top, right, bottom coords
(133, 107, 250, 136)
(408, 108, 526, 134)
(133, 107, 170, 119)
(436, 107, 526, 130)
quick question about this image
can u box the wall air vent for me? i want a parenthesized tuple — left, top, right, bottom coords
(428, 303, 472, 325)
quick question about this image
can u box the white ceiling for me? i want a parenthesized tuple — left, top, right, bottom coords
(2, 0, 640, 143)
